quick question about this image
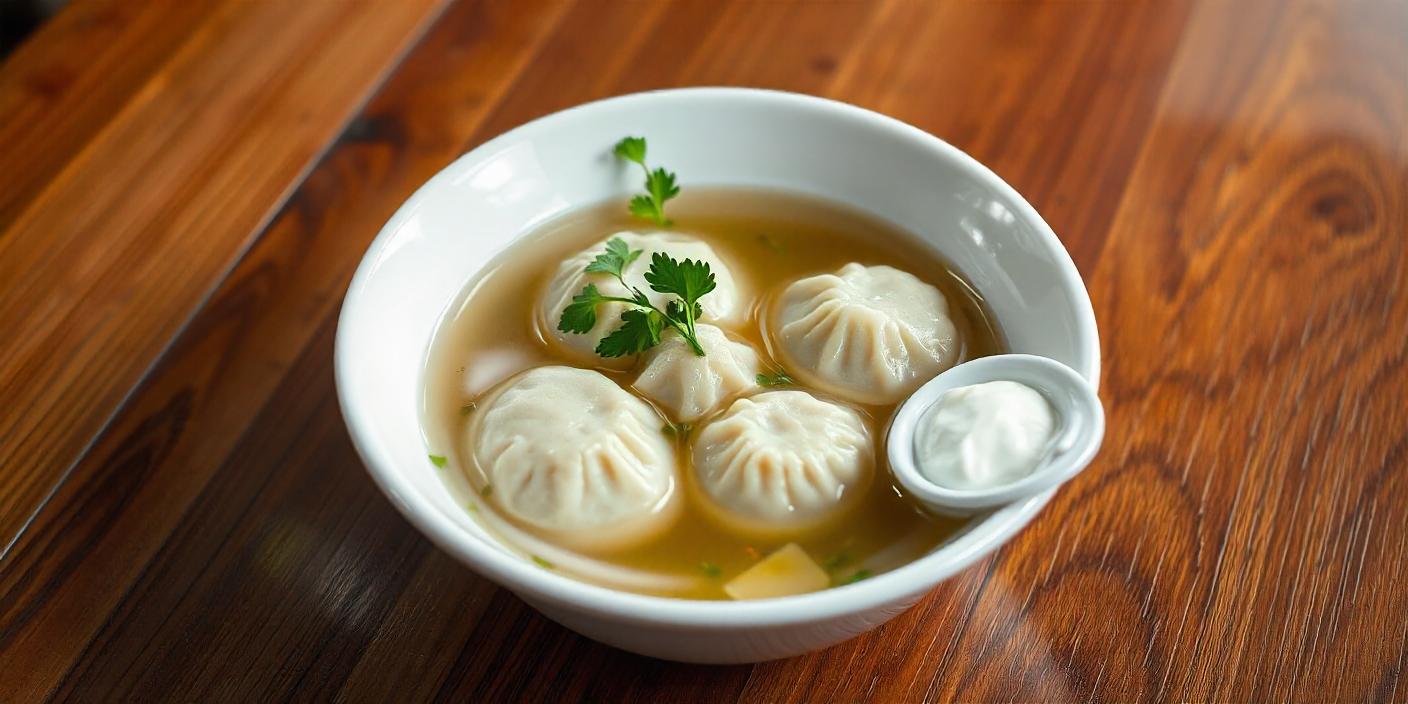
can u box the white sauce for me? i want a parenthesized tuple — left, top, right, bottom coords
(915, 380, 1056, 490)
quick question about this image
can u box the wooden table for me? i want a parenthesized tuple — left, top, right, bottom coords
(2, 0, 1404, 701)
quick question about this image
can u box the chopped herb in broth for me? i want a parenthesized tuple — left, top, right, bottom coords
(422, 188, 1004, 600)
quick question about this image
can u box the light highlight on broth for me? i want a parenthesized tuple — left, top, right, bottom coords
(423, 189, 1003, 599)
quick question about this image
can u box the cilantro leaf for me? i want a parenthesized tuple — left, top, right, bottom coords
(646, 168, 679, 212)
(628, 195, 657, 221)
(614, 136, 679, 225)
(558, 283, 607, 333)
(596, 308, 665, 357)
(428, 454, 448, 468)
(665, 299, 703, 322)
(613, 136, 647, 164)
(838, 569, 872, 586)
(584, 236, 642, 282)
(756, 370, 795, 387)
(662, 420, 693, 438)
(645, 253, 715, 303)
(822, 552, 851, 571)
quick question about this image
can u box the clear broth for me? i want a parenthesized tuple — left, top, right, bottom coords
(424, 189, 1004, 599)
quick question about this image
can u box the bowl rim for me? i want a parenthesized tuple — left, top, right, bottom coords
(335, 87, 1100, 628)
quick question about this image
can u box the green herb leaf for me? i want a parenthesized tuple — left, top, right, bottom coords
(596, 308, 666, 358)
(558, 283, 607, 333)
(700, 562, 722, 578)
(628, 194, 658, 221)
(662, 420, 693, 439)
(557, 227, 714, 358)
(428, 454, 448, 468)
(531, 555, 555, 569)
(665, 299, 703, 323)
(614, 137, 678, 226)
(584, 236, 643, 282)
(480, 484, 493, 498)
(838, 569, 872, 586)
(822, 552, 851, 571)
(613, 136, 647, 164)
(756, 370, 795, 387)
(646, 167, 679, 216)
(645, 253, 715, 303)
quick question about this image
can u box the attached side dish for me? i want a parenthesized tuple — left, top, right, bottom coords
(771, 263, 960, 405)
(471, 365, 682, 550)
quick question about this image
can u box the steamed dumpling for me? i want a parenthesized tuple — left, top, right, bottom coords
(540, 231, 745, 367)
(470, 366, 681, 550)
(633, 324, 761, 422)
(770, 263, 959, 404)
(692, 390, 873, 536)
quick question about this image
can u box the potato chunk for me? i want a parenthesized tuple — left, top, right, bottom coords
(723, 543, 830, 600)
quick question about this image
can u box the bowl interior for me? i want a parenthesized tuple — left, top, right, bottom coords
(336, 88, 1099, 622)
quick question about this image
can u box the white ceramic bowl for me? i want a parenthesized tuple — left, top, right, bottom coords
(335, 88, 1100, 664)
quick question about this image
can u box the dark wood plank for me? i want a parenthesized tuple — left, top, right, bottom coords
(0, 0, 448, 548)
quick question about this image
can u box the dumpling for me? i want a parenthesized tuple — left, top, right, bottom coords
(470, 366, 681, 550)
(692, 390, 873, 536)
(633, 324, 761, 422)
(540, 231, 746, 367)
(770, 263, 959, 404)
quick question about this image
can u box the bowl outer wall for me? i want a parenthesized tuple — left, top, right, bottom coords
(334, 88, 1100, 660)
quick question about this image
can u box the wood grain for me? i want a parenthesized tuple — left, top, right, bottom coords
(0, 0, 1404, 701)
(0, 0, 448, 547)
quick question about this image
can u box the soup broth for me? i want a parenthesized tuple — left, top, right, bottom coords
(424, 189, 1004, 599)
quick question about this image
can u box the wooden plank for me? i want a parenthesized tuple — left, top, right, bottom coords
(0, 0, 219, 229)
(0, 0, 448, 547)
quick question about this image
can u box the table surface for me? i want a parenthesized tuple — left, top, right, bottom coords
(2, 0, 1405, 701)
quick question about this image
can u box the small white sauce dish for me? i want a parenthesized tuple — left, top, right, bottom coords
(335, 88, 1100, 663)
(888, 354, 1106, 517)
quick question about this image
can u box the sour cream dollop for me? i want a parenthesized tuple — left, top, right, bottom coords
(915, 380, 1056, 490)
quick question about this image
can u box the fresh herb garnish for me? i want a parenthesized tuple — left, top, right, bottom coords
(838, 569, 872, 585)
(822, 552, 851, 571)
(480, 484, 493, 498)
(614, 137, 679, 226)
(428, 454, 448, 468)
(557, 237, 715, 357)
(531, 555, 555, 569)
(662, 420, 693, 439)
(700, 562, 722, 578)
(756, 370, 795, 387)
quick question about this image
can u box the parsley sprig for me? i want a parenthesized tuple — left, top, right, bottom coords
(558, 237, 715, 357)
(614, 137, 679, 226)
(756, 370, 795, 387)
